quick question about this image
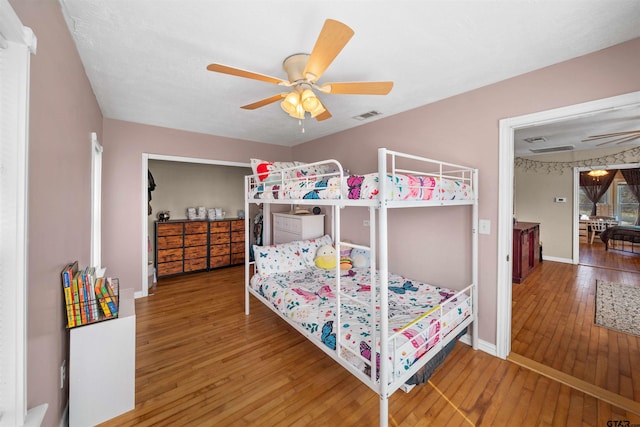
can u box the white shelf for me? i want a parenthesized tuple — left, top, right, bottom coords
(69, 288, 136, 427)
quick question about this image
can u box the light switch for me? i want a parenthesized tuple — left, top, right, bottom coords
(479, 219, 491, 235)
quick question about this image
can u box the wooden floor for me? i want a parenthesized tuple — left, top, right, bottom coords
(98, 265, 640, 426)
(512, 240, 640, 408)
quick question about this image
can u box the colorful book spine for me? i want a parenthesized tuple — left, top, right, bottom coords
(61, 263, 76, 328)
(105, 277, 119, 317)
(71, 270, 82, 326)
(94, 278, 115, 319)
(87, 267, 99, 321)
(76, 271, 88, 325)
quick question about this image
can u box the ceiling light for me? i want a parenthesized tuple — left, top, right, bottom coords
(280, 87, 325, 120)
(587, 169, 608, 177)
(280, 92, 300, 116)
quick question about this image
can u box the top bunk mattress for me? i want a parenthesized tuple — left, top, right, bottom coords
(248, 157, 474, 203)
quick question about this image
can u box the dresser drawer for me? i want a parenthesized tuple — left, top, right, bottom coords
(210, 244, 230, 257)
(231, 252, 245, 265)
(157, 261, 182, 276)
(184, 233, 207, 247)
(185, 221, 208, 234)
(273, 215, 301, 233)
(231, 231, 244, 243)
(210, 233, 230, 245)
(184, 245, 207, 259)
(210, 255, 230, 269)
(231, 242, 244, 254)
(231, 220, 244, 232)
(157, 223, 183, 236)
(157, 248, 183, 263)
(210, 221, 230, 233)
(184, 258, 207, 272)
(157, 235, 183, 250)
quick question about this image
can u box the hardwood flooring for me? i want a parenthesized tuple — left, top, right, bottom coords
(511, 240, 640, 410)
(98, 265, 640, 426)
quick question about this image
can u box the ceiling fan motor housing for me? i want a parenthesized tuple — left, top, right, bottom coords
(283, 53, 312, 84)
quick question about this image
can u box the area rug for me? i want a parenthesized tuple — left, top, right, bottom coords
(594, 280, 640, 337)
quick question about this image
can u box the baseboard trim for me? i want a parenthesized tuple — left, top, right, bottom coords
(459, 335, 497, 357)
(507, 353, 640, 416)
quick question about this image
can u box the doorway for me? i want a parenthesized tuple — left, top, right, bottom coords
(139, 154, 251, 297)
(496, 90, 640, 359)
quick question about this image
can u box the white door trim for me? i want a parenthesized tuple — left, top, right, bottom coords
(139, 153, 250, 298)
(496, 91, 640, 359)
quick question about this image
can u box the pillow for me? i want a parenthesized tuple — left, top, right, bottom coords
(250, 159, 304, 183)
(351, 248, 371, 269)
(253, 242, 307, 276)
(297, 234, 333, 267)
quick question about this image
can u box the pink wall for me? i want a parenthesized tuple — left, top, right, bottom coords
(9, 0, 640, 423)
(293, 38, 640, 344)
(101, 120, 291, 296)
(10, 1, 104, 426)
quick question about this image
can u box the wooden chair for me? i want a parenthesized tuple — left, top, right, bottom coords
(589, 220, 609, 244)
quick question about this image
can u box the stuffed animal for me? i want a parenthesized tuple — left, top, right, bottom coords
(340, 257, 353, 270)
(339, 245, 353, 270)
(351, 248, 371, 268)
(315, 245, 337, 270)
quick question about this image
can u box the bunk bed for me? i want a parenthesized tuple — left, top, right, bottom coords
(243, 148, 478, 427)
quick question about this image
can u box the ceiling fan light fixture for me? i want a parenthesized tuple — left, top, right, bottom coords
(301, 89, 320, 112)
(309, 102, 326, 118)
(280, 92, 300, 115)
(588, 169, 609, 177)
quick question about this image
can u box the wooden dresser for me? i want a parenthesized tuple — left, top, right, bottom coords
(155, 218, 246, 278)
(513, 222, 541, 284)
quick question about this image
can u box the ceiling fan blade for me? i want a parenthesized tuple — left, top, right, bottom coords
(303, 19, 354, 83)
(241, 93, 287, 110)
(207, 63, 285, 85)
(321, 81, 394, 95)
(313, 100, 332, 121)
(595, 133, 640, 146)
(582, 129, 640, 141)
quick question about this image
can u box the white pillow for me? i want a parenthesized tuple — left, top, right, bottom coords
(250, 158, 304, 183)
(253, 242, 307, 276)
(297, 234, 333, 267)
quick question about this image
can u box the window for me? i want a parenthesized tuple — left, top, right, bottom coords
(91, 133, 103, 269)
(617, 182, 639, 225)
(0, 1, 38, 424)
(578, 188, 610, 217)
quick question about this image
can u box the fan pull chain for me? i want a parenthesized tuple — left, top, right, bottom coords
(299, 119, 305, 133)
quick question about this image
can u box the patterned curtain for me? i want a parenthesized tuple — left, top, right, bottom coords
(579, 170, 617, 216)
(620, 168, 640, 225)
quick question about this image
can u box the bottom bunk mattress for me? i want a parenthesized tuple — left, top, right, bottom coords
(249, 267, 472, 382)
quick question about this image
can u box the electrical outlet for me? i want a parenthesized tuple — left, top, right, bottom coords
(60, 360, 66, 389)
(363, 220, 370, 227)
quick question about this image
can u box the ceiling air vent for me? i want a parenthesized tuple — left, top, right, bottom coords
(523, 136, 547, 144)
(353, 110, 381, 121)
(529, 145, 575, 154)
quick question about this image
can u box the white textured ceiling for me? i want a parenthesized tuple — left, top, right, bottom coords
(59, 0, 640, 149)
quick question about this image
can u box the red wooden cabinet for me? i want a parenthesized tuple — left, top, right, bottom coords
(513, 222, 540, 283)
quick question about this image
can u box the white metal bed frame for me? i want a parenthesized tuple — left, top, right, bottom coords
(243, 147, 479, 427)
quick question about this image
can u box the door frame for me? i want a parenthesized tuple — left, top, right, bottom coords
(139, 154, 250, 298)
(496, 91, 640, 359)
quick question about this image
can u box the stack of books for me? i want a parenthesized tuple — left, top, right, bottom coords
(61, 261, 119, 328)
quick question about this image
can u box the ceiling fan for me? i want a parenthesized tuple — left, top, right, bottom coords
(206, 19, 393, 122)
(581, 130, 640, 146)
